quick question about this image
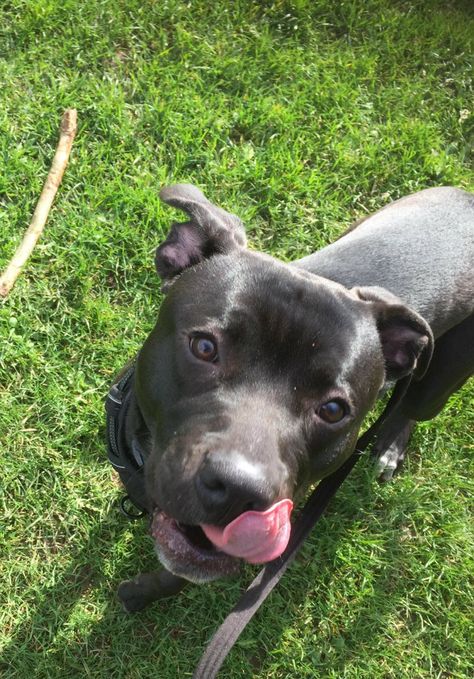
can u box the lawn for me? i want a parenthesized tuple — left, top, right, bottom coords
(1, 1, 473, 677)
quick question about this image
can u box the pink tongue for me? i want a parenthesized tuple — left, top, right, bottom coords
(201, 499, 293, 564)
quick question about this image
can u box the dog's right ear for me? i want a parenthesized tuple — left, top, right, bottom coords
(352, 286, 434, 381)
(155, 184, 247, 286)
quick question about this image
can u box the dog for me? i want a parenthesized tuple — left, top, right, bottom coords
(113, 184, 474, 612)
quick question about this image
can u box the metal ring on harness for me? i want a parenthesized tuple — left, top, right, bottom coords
(120, 495, 146, 520)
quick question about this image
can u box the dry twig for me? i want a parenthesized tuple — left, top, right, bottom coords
(0, 108, 77, 298)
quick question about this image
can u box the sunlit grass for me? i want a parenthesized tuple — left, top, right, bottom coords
(1, 1, 473, 677)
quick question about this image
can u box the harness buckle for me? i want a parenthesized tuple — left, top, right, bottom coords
(106, 384, 123, 416)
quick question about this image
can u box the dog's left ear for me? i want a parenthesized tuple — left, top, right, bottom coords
(155, 184, 246, 286)
(353, 286, 434, 380)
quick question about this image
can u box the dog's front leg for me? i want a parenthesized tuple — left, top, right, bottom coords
(118, 569, 187, 612)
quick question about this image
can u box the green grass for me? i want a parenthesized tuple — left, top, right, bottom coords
(1, 1, 473, 677)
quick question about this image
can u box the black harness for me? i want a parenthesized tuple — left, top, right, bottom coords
(105, 364, 148, 518)
(105, 366, 411, 678)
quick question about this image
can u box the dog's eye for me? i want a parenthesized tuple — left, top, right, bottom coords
(318, 400, 347, 424)
(190, 335, 218, 362)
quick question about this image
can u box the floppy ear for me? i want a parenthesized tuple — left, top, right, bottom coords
(353, 286, 434, 380)
(155, 184, 246, 286)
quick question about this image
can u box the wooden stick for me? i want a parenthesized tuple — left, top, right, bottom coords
(0, 108, 77, 298)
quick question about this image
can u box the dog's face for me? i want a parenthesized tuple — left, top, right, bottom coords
(135, 185, 433, 582)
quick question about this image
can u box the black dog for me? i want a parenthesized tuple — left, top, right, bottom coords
(113, 184, 474, 612)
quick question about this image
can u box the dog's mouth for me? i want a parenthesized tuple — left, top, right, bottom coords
(175, 521, 216, 550)
(151, 499, 294, 583)
(151, 510, 241, 582)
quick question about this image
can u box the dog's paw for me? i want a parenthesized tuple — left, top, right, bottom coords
(118, 570, 186, 612)
(117, 576, 156, 613)
(373, 420, 415, 481)
(375, 442, 405, 481)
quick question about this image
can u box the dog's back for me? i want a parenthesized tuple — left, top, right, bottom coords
(295, 187, 474, 337)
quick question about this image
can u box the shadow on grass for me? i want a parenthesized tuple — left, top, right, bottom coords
(0, 462, 443, 678)
(1, 504, 141, 676)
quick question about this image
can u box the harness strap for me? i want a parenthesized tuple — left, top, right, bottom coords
(105, 363, 148, 516)
(192, 375, 411, 679)
(106, 364, 136, 467)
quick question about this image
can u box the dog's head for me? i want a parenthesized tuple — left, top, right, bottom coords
(135, 184, 433, 582)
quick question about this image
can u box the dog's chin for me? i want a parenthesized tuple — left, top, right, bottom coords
(151, 509, 241, 583)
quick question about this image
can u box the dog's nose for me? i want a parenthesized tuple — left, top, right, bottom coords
(195, 452, 276, 523)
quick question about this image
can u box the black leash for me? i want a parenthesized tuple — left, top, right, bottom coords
(192, 376, 411, 679)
